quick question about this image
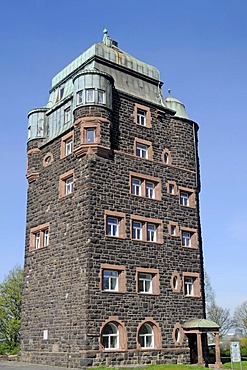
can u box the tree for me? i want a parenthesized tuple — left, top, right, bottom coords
(233, 300, 247, 335)
(204, 272, 232, 337)
(0, 266, 23, 351)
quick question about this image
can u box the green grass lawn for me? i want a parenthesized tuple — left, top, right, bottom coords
(94, 361, 247, 370)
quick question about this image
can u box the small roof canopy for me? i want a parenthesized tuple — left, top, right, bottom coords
(183, 318, 220, 330)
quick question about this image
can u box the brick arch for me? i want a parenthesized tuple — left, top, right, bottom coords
(99, 316, 127, 351)
(136, 317, 162, 349)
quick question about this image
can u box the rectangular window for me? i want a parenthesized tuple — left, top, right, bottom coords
(103, 270, 119, 291)
(59, 86, 64, 100)
(105, 211, 126, 239)
(132, 178, 141, 196)
(85, 88, 94, 103)
(131, 215, 163, 244)
(183, 273, 201, 297)
(179, 187, 195, 208)
(100, 264, 126, 293)
(65, 138, 73, 156)
(147, 223, 156, 242)
(86, 128, 95, 143)
(77, 90, 83, 105)
(64, 107, 71, 124)
(136, 267, 160, 295)
(133, 103, 151, 128)
(107, 217, 119, 237)
(60, 132, 74, 159)
(138, 273, 152, 293)
(98, 89, 105, 104)
(129, 172, 161, 200)
(59, 170, 74, 198)
(30, 223, 50, 251)
(171, 225, 176, 236)
(137, 109, 146, 125)
(132, 221, 143, 240)
(65, 177, 74, 195)
(168, 221, 179, 237)
(134, 138, 153, 160)
(181, 227, 198, 248)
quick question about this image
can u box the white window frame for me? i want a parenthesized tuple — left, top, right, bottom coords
(184, 277, 194, 296)
(65, 138, 73, 156)
(180, 192, 189, 206)
(137, 108, 147, 125)
(147, 223, 156, 242)
(145, 181, 155, 199)
(65, 176, 74, 195)
(132, 178, 141, 196)
(76, 90, 83, 105)
(132, 221, 142, 240)
(35, 232, 40, 249)
(85, 88, 95, 103)
(43, 229, 49, 247)
(98, 89, 105, 104)
(102, 323, 119, 349)
(182, 231, 191, 247)
(138, 273, 153, 294)
(107, 217, 119, 237)
(138, 323, 154, 348)
(85, 128, 95, 143)
(64, 107, 71, 124)
(103, 270, 119, 291)
(136, 143, 148, 158)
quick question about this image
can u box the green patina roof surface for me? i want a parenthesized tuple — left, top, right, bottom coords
(183, 318, 220, 329)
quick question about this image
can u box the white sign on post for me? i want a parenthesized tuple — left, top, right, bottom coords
(230, 341, 241, 363)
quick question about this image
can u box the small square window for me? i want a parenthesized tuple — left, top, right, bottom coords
(59, 170, 74, 198)
(138, 273, 152, 293)
(181, 228, 197, 248)
(65, 177, 74, 195)
(184, 277, 194, 296)
(134, 139, 152, 160)
(77, 90, 83, 105)
(145, 182, 155, 199)
(136, 267, 160, 295)
(103, 270, 119, 291)
(98, 89, 105, 104)
(136, 143, 148, 158)
(85, 89, 94, 103)
(137, 109, 147, 125)
(183, 273, 200, 297)
(107, 217, 119, 237)
(180, 192, 189, 206)
(167, 181, 177, 195)
(131, 216, 163, 244)
(61, 132, 74, 159)
(105, 211, 126, 239)
(86, 128, 95, 143)
(132, 178, 141, 196)
(179, 187, 195, 208)
(182, 231, 191, 247)
(130, 172, 161, 201)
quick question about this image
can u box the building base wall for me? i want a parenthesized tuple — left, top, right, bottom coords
(19, 349, 190, 369)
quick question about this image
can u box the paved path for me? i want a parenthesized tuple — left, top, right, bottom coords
(0, 362, 80, 370)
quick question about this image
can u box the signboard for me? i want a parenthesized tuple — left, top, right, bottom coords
(230, 341, 241, 363)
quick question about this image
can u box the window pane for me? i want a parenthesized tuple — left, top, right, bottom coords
(77, 90, 83, 105)
(137, 109, 146, 125)
(136, 144, 148, 158)
(98, 90, 105, 104)
(86, 128, 95, 143)
(86, 89, 94, 103)
(132, 178, 141, 195)
(146, 182, 155, 198)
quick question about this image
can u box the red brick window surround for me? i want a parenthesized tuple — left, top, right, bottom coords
(178, 186, 196, 208)
(180, 227, 198, 248)
(136, 267, 160, 295)
(133, 103, 152, 128)
(168, 221, 179, 237)
(183, 272, 201, 297)
(134, 138, 153, 160)
(130, 215, 163, 244)
(136, 318, 162, 350)
(167, 180, 178, 195)
(43, 152, 54, 167)
(80, 122, 100, 144)
(30, 223, 50, 251)
(129, 172, 161, 200)
(60, 131, 74, 159)
(100, 264, 126, 293)
(162, 148, 172, 165)
(172, 323, 184, 345)
(170, 271, 182, 293)
(99, 317, 127, 352)
(59, 170, 74, 198)
(105, 211, 126, 239)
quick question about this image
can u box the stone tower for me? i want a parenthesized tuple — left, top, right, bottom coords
(21, 31, 209, 368)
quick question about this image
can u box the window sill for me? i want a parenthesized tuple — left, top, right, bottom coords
(130, 194, 161, 201)
(29, 245, 49, 252)
(59, 193, 74, 199)
(131, 239, 163, 245)
(105, 235, 127, 240)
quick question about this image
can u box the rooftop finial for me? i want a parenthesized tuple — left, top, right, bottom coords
(168, 88, 171, 97)
(103, 28, 108, 43)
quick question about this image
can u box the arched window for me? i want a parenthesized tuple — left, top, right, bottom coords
(162, 148, 172, 165)
(138, 323, 154, 348)
(101, 323, 119, 349)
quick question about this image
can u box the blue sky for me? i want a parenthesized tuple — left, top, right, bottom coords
(0, 0, 246, 314)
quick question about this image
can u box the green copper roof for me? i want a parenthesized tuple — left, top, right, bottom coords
(183, 319, 220, 330)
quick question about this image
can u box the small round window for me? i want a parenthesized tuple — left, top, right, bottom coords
(43, 152, 54, 167)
